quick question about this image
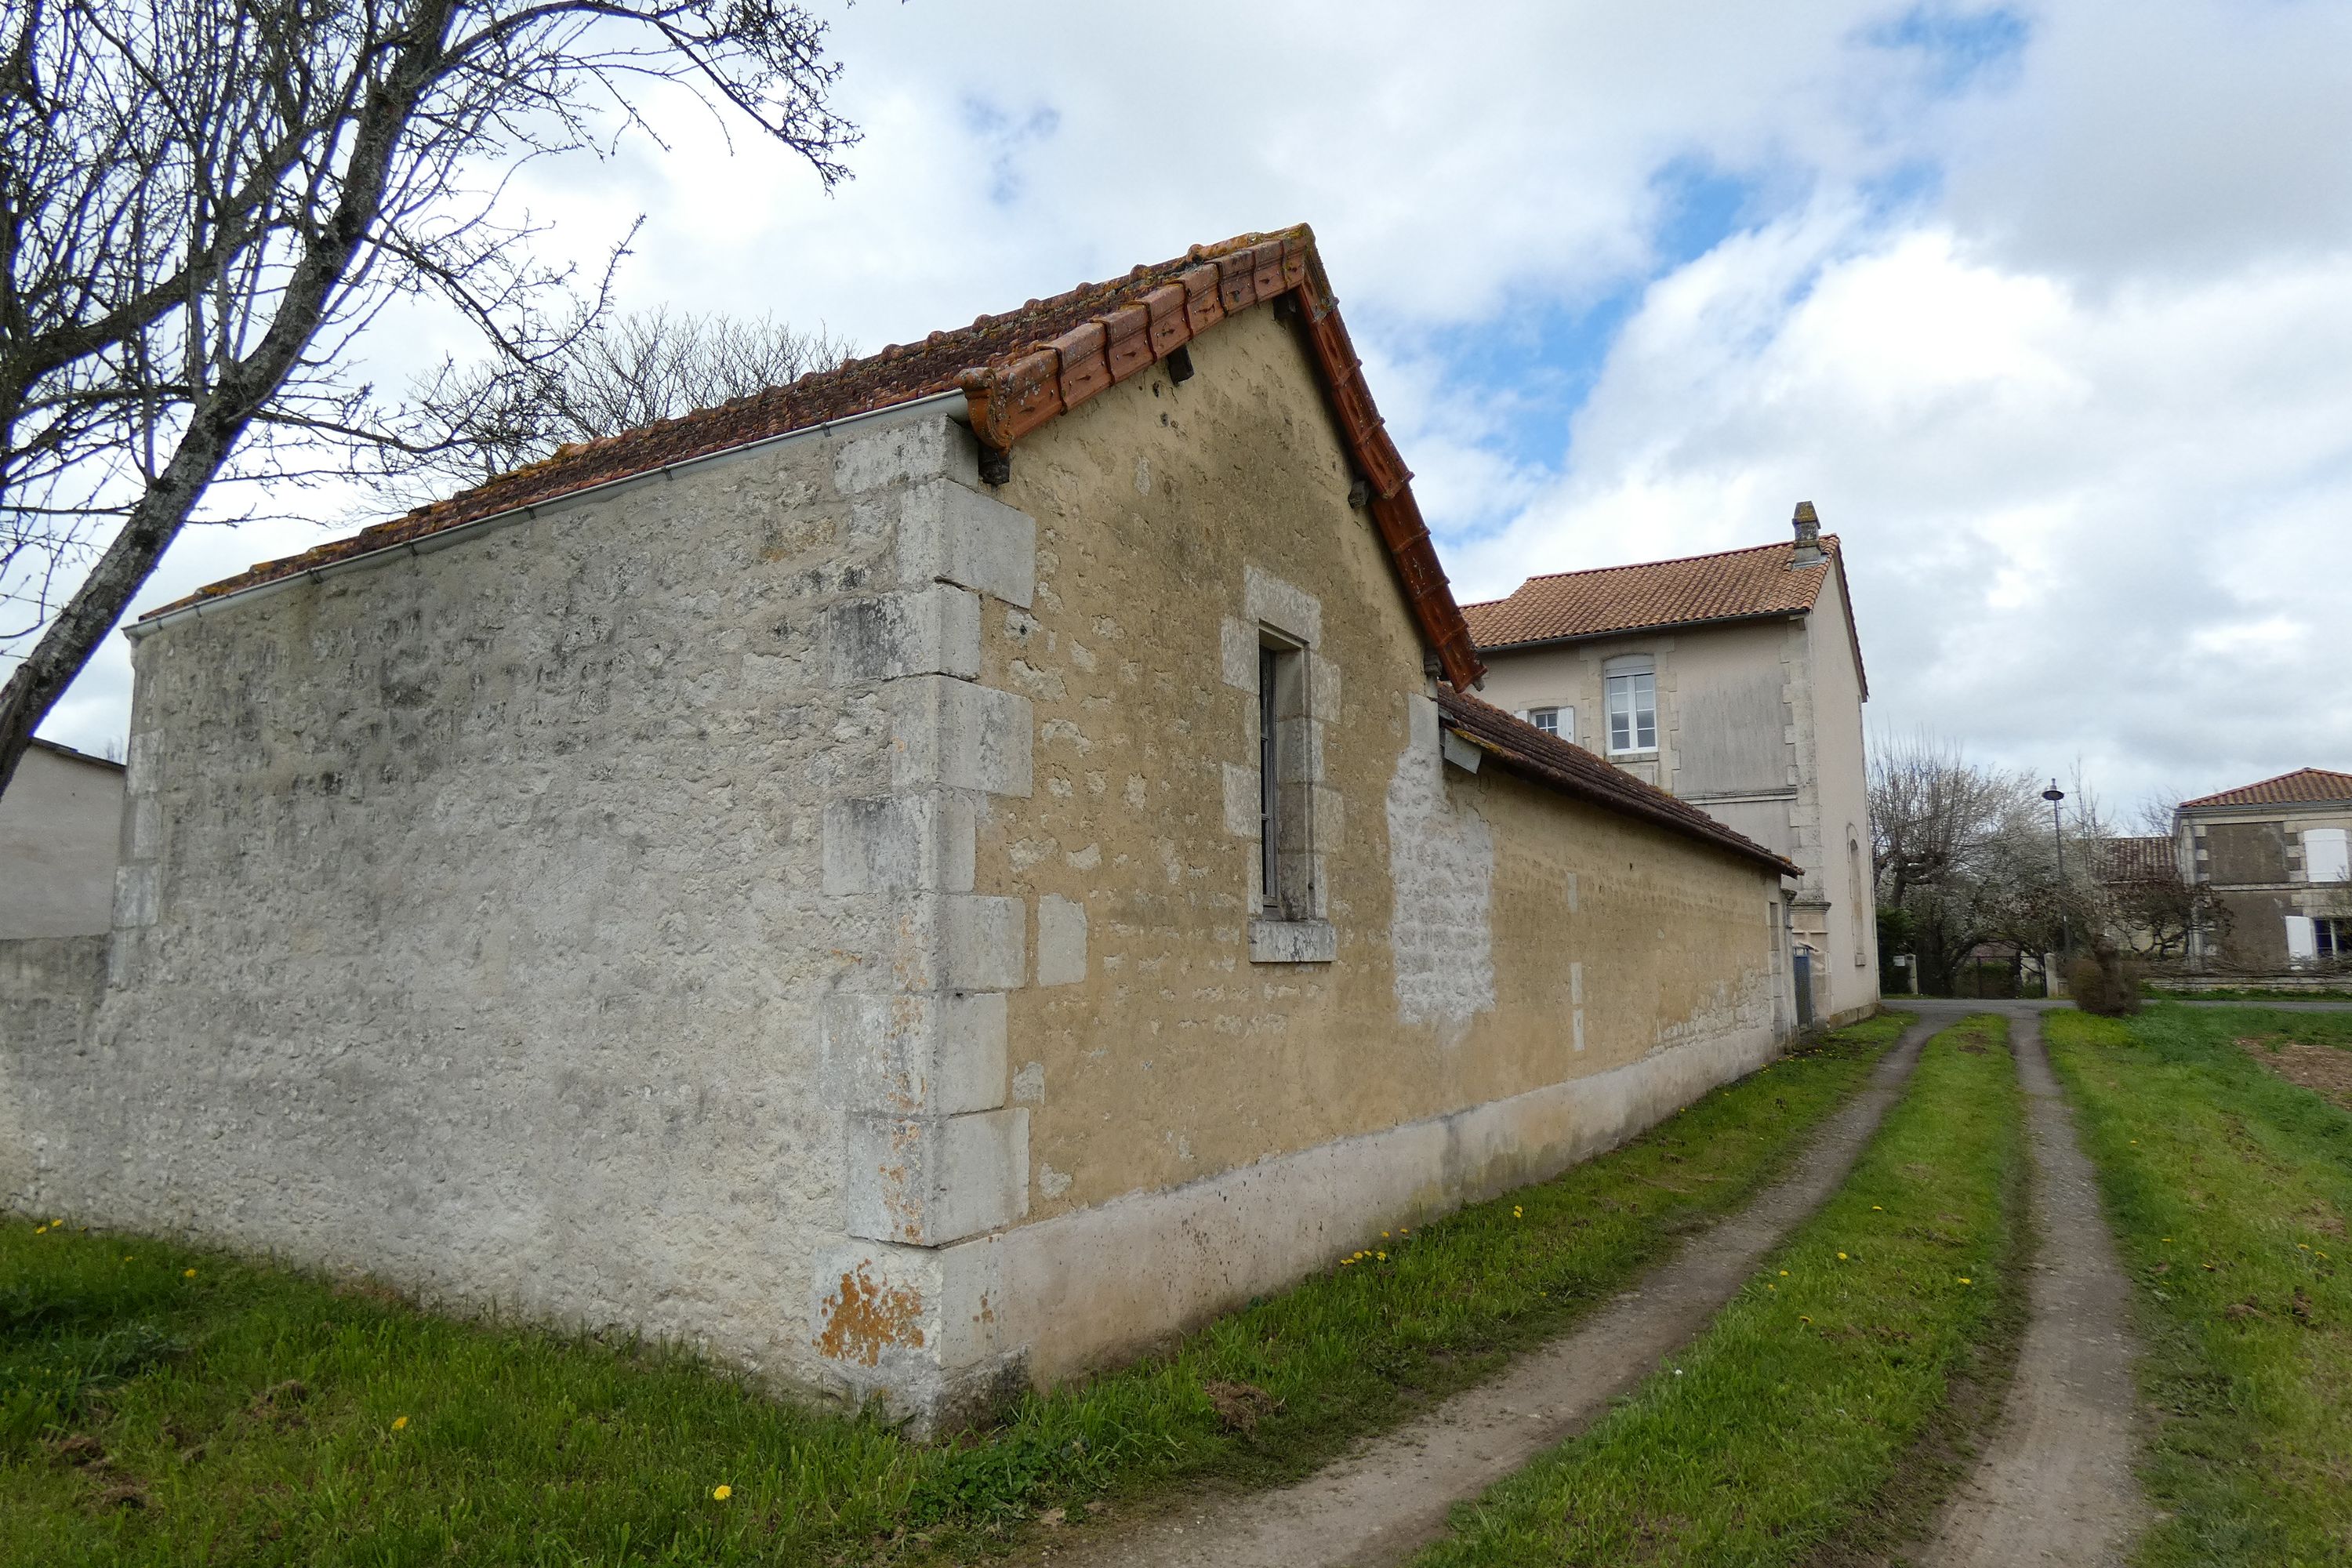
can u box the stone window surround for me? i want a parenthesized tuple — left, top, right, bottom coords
(1221, 566, 1338, 965)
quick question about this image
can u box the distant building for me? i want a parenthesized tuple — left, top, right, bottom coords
(1463, 505, 1879, 1026)
(0, 738, 125, 939)
(2177, 768, 2352, 981)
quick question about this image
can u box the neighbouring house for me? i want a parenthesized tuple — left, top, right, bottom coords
(2176, 768, 2352, 982)
(2, 226, 1807, 1431)
(1461, 506, 1879, 1027)
(2092, 834, 2204, 964)
(0, 738, 126, 939)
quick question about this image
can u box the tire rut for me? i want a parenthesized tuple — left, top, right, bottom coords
(1914, 1003, 2147, 1568)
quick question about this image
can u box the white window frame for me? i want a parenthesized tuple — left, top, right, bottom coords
(1520, 706, 1569, 743)
(1605, 665, 1657, 756)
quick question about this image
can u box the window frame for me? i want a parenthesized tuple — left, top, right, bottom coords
(1605, 669, 1657, 756)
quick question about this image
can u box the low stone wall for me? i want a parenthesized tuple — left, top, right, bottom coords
(0, 935, 108, 1209)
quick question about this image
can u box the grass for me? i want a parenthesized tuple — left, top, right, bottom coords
(1410, 1014, 2027, 1568)
(2043, 1004, 2352, 1567)
(0, 1012, 1913, 1566)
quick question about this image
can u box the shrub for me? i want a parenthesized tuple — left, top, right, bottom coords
(2069, 942, 2142, 1017)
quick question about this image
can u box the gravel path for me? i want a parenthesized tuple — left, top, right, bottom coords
(1025, 1017, 1942, 1568)
(1915, 1002, 2147, 1568)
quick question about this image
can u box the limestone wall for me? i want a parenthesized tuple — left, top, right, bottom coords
(8, 401, 1031, 1410)
(0, 935, 109, 1201)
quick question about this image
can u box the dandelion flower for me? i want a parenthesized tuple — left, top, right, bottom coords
(1766, 1283, 1775, 1291)
(1341, 1258, 1354, 1267)
(1958, 1277, 1972, 1285)
(1871, 1206, 1882, 1211)
(1799, 1315, 1812, 1324)
(1512, 1207, 1523, 1218)
(2299, 1244, 2310, 1251)
(183, 1268, 197, 1279)
(1382, 1232, 1390, 1240)
(122, 1256, 132, 1263)
(50, 1219, 60, 1228)
(713, 1485, 731, 1501)
(1779, 1270, 1789, 1277)
(1838, 1252, 1849, 1261)
(1376, 1251, 1387, 1261)
(32, 1225, 45, 1235)
(392, 1416, 408, 1431)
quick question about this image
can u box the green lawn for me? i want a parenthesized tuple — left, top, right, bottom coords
(2044, 1004, 2352, 1568)
(1411, 1014, 2027, 1568)
(1, 1013, 1911, 1566)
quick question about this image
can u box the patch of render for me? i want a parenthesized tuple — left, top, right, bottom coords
(1385, 695, 1495, 1035)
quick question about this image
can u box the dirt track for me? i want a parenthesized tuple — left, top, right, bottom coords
(1915, 1003, 2147, 1568)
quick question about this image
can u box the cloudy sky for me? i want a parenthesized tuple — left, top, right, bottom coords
(33, 0, 2352, 811)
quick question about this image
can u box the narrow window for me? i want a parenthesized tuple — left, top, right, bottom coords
(1849, 832, 1867, 966)
(1528, 706, 1559, 738)
(1257, 637, 1311, 920)
(1606, 670, 1657, 754)
(1259, 645, 1280, 914)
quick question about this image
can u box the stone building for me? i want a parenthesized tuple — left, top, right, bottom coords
(2175, 767, 2352, 981)
(2, 227, 1806, 1428)
(0, 738, 126, 940)
(1463, 507, 1878, 1027)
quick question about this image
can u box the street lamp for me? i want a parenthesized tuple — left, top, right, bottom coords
(2043, 780, 2070, 963)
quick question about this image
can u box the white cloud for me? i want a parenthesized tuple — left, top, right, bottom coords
(27, 0, 2352, 814)
(1461, 215, 2352, 805)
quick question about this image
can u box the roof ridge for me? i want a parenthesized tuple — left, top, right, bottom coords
(142, 224, 1488, 690)
(1478, 532, 1842, 600)
(2181, 764, 2352, 808)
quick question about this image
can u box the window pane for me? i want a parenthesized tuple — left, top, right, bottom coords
(1530, 707, 1558, 736)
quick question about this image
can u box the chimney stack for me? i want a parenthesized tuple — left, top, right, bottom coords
(1790, 501, 1824, 567)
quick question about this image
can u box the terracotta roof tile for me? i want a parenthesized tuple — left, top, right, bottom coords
(1435, 685, 1798, 876)
(2180, 768, 2352, 809)
(1461, 537, 1840, 649)
(151, 227, 1486, 690)
(2096, 836, 2180, 883)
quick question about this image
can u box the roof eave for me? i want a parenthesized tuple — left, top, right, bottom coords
(1474, 605, 1810, 656)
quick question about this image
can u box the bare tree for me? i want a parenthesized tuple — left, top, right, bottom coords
(0, 0, 858, 794)
(1868, 730, 2053, 993)
(377, 307, 854, 503)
